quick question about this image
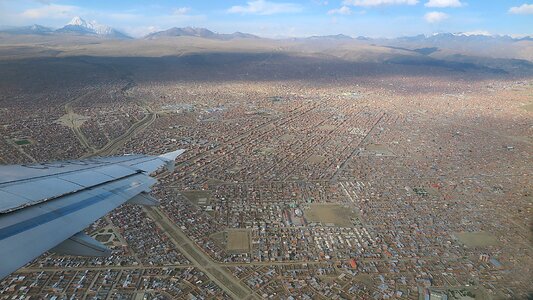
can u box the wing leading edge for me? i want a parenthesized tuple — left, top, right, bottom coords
(0, 149, 184, 280)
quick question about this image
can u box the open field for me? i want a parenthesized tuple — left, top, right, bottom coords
(306, 154, 326, 164)
(454, 232, 499, 248)
(318, 125, 336, 131)
(304, 204, 358, 227)
(257, 147, 275, 155)
(520, 103, 533, 112)
(362, 143, 395, 156)
(226, 229, 251, 252)
(180, 190, 211, 206)
(280, 134, 296, 141)
(56, 112, 89, 129)
(13, 139, 31, 146)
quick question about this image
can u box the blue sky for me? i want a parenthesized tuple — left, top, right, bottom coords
(0, 0, 531, 38)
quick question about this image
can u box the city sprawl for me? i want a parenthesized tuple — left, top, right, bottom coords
(0, 45, 532, 300)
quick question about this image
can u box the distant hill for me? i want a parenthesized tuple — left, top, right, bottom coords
(0, 24, 53, 35)
(0, 23, 531, 62)
(367, 32, 531, 47)
(306, 34, 353, 40)
(393, 32, 516, 44)
(144, 27, 260, 40)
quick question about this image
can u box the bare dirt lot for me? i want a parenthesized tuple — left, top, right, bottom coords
(56, 112, 89, 129)
(226, 229, 251, 252)
(180, 190, 211, 206)
(454, 232, 499, 248)
(306, 154, 326, 164)
(520, 102, 533, 112)
(304, 203, 357, 227)
(364, 143, 395, 156)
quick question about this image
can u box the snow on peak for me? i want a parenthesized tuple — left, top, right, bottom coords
(68, 16, 87, 27)
(87, 21, 114, 35)
(66, 16, 114, 35)
(453, 31, 492, 37)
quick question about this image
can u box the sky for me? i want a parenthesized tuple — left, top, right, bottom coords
(0, 0, 532, 38)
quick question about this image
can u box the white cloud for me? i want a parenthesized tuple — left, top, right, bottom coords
(425, 0, 463, 7)
(228, 0, 302, 15)
(328, 6, 353, 15)
(509, 3, 533, 15)
(173, 7, 191, 15)
(20, 4, 79, 19)
(424, 11, 449, 23)
(342, 0, 418, 6)
(33, 0, 52, 4)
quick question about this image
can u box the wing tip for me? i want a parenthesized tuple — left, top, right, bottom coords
(159, 149, 186, 161)
(158, 149, 185, 172)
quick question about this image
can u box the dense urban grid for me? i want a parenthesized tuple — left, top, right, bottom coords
(0, 51, 532, 300)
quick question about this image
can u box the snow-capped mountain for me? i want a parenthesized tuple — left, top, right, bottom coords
(56, 17, 131, 39)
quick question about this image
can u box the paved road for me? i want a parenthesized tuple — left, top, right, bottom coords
(144, 207, 259, 300)
(61, 79, 157, 158)
(87, 109, 157, 158)
(63, 90, 98, 152)
(19, 265, 194, 272)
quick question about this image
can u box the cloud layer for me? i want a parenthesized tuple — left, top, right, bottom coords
(20, 4, 79, 19)
(424, 11, 449, 23)
(228, 0, 302, 15)
(509, 3, 533, 15)
(343, 0, 418, 6)
(328, 6, 353, 15)
(425, 0, 463, 8)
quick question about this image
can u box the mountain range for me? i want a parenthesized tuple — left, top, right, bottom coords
(2, 16, 532, 44)
(55, 17, 130, 39)
(144, 27, 259, 40)
(0, 17, 131, 39)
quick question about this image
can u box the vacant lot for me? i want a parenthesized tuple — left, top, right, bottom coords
(364, 143, 395, 156)
(454, 231, 498, 248)
(257, 147, 275, 155)
(181, 190, 211, 205)
(304, 203, 357, 227)
(56, 112, 89, 129)
(226, 229, 250, 252)
(318, 125, 336, 131)
(520, 102, 533, 112)
(280, 134, 296, 141)
(306, 154, 326, 164)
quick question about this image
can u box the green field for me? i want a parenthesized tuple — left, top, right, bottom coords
(14, 139, 31, 145)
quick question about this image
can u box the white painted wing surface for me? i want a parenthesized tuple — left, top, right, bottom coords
(0, 150, 184, 279)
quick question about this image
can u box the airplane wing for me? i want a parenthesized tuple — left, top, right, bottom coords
(0, 149, 184, 280)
